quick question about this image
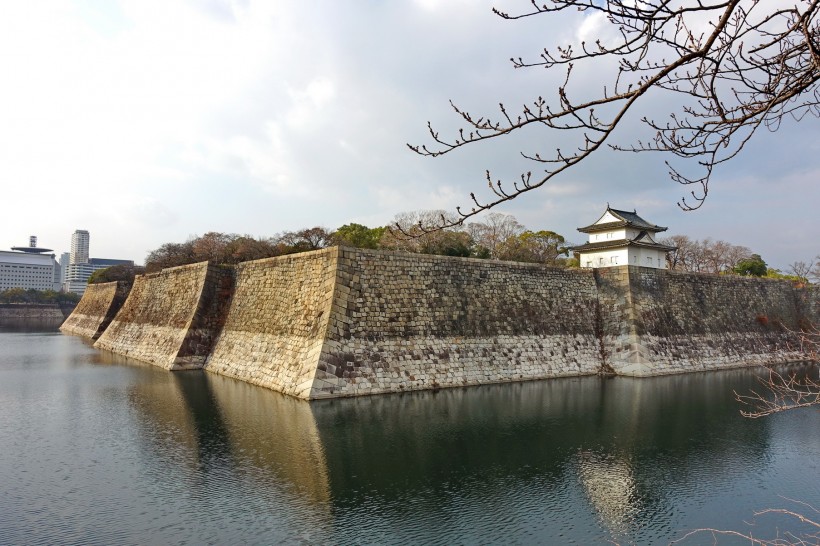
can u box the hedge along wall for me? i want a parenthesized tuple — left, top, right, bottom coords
(60, 281, 130, 340)
(94, 262, 233, 370)
(596, 266, 817, 375)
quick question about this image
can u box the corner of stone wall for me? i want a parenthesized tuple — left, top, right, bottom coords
(593, 266, 653, 376)
(307, 246, 351, 399)
(173, 263, 236, 370)
(60, 280, 132, 340)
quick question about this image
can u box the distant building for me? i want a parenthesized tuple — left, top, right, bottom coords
(62, 230, 133, 295)
(0, 236, 61, 292)
(572, 206, 676, 269)
(70, 230, 90, 265)
(59, 252, 70, 285)
(63, 259, 134, 296)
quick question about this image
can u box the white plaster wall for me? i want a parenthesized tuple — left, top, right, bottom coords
(589, 229, 626, 243)
(628, 248, 667, 268)
(580, 248, 628, 268)
(582, 248, 668, 269)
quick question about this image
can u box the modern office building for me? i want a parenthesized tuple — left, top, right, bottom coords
(1, 236, 61, 292)
(59, 252, 70, 285)
(62, 231, 133, 295)
(70, 230, 90, 265)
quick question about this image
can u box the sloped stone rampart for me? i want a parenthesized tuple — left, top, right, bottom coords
(82, 247, 817, 399)
(310, 248, 602, 398)
(60, 281, 130, 339)
(94, 262, 233, 370)
(204, 249, 338, 398)
(597, 266, 816, 375)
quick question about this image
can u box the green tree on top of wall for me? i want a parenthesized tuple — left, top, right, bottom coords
(733, 254, 768, 277)
(331, 223, 386, 250)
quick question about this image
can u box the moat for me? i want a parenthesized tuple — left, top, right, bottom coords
(1, 330, 818, 544)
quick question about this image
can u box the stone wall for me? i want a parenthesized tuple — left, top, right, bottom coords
(94, 262, 233, 370)
(204, 249, 338, 399)
(0, 303, 70, 330)
(597, 266, 816, 375)
(311, 248, 602, 398)
(60, 281, 130, 339)
(203, 247, 603, 399)
(84, 247, 818, 400)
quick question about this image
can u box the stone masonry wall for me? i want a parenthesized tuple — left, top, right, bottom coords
(94, 262, 233, 370)
(0, 303, 68, 329)
(60, 281, 130, 340)
(309, 248, 603, 398)
(85, 247, 818, 399)
(597, 266, 816, 375)
(204, 249, 338, 399)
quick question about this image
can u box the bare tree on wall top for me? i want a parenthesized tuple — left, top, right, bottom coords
(407, 0, 819, 232)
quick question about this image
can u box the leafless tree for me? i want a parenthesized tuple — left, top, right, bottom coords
(409, 1, 820, 231)
(382, 210, 466, 253)
(276, 227, 333, 251)
(661, 235, 750, 273)
(789, 260, 814, 282)
(467, 212, 525, 259)
(809, 258, 820, 281)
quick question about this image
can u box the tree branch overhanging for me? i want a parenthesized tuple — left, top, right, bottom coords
(407, 0, 820, 233)
(734, 323, 820, 418)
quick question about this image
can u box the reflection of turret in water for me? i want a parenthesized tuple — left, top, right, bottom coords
(576, 450, 639, 535)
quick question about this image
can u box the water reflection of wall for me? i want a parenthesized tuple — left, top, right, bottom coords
(308, 371, 776, 543)
(122, 365, 785, 541)
(121, 365, 333, 505)
(204, 374, 332, 504)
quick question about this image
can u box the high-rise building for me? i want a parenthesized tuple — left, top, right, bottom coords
(62, 230, 133, 295)
(59, 252, 70, 285)
(70, 230, 90, 265)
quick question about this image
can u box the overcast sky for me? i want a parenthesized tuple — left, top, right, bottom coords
(1, 0, 817, 269)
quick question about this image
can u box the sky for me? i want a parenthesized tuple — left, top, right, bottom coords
(0, 0, 817, 269)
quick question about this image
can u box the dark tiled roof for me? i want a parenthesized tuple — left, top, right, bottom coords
(577, 206, 668, 233)
(569, 237, 677, 253)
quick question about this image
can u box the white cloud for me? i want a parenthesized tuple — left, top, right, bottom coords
(286, 78, 337, 130)
(0, 0, 816, 266)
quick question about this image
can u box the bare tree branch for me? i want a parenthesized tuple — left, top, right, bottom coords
(408, 0, 820, 232)
(734, 324, 820, 418)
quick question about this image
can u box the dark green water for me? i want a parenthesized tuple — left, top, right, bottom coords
(0, 331, 818, 545)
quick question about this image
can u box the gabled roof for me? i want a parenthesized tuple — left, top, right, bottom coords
(577, 206, 668, 234)
(569, 231, 677, 253)
(570, 239, 677, 253)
